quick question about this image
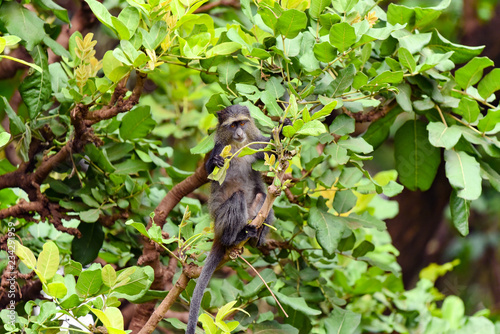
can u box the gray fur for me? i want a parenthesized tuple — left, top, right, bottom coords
(187, 105, 273, 334)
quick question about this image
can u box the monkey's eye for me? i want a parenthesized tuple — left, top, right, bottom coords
(240, 121, 245, 126)
(231, 124, 236, 128)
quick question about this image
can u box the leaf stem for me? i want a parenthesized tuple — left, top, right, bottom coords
(435, 104, 448, 127)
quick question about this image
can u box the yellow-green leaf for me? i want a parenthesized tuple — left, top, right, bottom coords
(14, 240, 36, 270)
(46, 282, 68, 299)
(37, 241, 60, 282)
(102, 264, 117, 287)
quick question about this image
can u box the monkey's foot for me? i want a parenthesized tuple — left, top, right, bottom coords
(244, 224, 259, 239)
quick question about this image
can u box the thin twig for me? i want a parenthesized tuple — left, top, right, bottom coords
(237, 254, 288, 318)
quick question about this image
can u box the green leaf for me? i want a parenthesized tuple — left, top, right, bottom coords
(442, 296, 464, 330)
(79, 208, 101, 222)
(352, 240, 375, 258)
(102, 51, 130, 83)
(14, 241, 37, 270)
(253, 322, 299, 333)
(427, 122, 462, 150)
(46, 282, 68, 299)
(453, 97, 480, 123)
(395, 83, 412, 112)
(309, 0, 331, 19)
(313, 41, 337, 63)
(331, 64, 356, 97)
(18, 46, 50, 119)
(111, 16, 130, 40)
(387, 3, 415, 26)
(338, 137, 373, 154)
(450, 189, 470, 236)
(296, 120, 327, 136)
(76, 269, 103, 298)
(478, 108, 500, 133)
(64, 260, 83, 276)
(276, 9, 307, 39)
(35, 0, 70, 23)
(341, 212, 386, 231)
(312, 101, 337, 120)
(265, 76, 285, 100)
(332, 190, 357, 213)
(43, 35, 71, 60)
(118, 6, 140, 38)
(480, 161, 500, 191)
(0, 132, 10, 148)
(114, 159, 151, 175)
(240, 268, 277, 298)
(455, 57, 494, 89)
(112, 266, 154, 301)
(242, 101, 275, 129)
(444, 150, 482, 200)
(324, 142, 349, 165)
(190, 132, 215, 154)
(324, 308, 361, 334)
(84, 0, 115, 33)
(369, 71, 404, 86)
(0, 1, 46, 51)
(329, 22, 356, 52)
(102, 264, 117, 287)
(308, 207, 345, 257)
(397, 33, 432, 55)
(120, 106, 157, 140)
(394, 120, 440, 191)
(478, 68, 500, 100)
(125, 220, 150, 238)
(72, 223, 104, 266)
(206, 42, 241, 57)
(273, 291, 321, 316)
(363, 106, 403, 149)
(37, 241, 59, 283)
(398, 47, 416, 73)
(428, 30, 484, 64)
(217, 58, 239, 86)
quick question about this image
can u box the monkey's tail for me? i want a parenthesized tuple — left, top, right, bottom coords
(186, 243, 226, 334)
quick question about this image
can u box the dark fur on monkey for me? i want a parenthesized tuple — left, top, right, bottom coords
(186, 105, 274, 334)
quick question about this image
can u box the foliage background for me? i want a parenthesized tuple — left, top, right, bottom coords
(1, 0, 500, 333)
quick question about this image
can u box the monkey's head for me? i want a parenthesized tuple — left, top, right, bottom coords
(216, 105, 258, 145)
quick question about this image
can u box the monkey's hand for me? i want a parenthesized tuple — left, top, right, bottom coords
(213, 154, 225, 168)
(244, 224, 259, 239)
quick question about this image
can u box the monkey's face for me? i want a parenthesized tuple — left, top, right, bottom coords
(229, 120, 248, 143)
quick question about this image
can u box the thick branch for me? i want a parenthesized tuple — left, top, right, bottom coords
(137, 270, 191, 334)
(153, 162, 209, 228)
(129, 162, 208, 333)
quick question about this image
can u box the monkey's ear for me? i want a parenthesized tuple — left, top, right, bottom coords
(216, 107, 230, 123)
(216, 110, 224, 123)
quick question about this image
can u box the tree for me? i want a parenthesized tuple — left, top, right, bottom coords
(1, 0, 500, 333)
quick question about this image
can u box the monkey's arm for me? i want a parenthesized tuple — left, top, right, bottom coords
(205, 143, 225, 174)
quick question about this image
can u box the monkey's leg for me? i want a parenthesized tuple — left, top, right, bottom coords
(214, 191, 256, 246)
(249, 192, 273, 246)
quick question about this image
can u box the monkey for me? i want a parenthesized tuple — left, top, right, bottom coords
(186, 105, 274, 334)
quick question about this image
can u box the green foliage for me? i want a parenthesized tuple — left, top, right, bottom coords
(1, 0, 500, 333)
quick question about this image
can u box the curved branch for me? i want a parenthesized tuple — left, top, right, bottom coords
(129, 162, 208, 333)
